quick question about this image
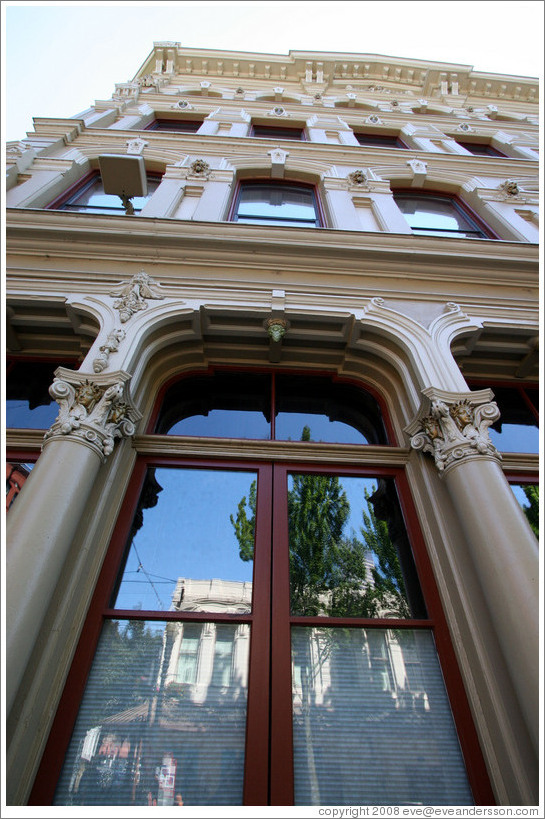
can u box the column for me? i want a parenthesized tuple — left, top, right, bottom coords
(6, 368, 141, 717)
(405, 387, 539, 752)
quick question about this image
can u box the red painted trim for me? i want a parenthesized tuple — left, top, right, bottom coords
(243, 463, 273, 804)
(269, 465, 295, 805)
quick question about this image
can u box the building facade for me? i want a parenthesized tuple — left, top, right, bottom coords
(5, 44, 539, 806)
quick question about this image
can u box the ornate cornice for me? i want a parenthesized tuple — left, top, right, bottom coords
(43, 368, 142, 461)
(405, 387, 502, 475)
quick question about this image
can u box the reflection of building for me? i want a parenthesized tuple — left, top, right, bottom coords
(6, 42, 539, 806)
(6, 462, 30, 510)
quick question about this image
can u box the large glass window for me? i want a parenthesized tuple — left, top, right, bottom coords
(154, 371, 388, 445)
(231, 182, 321, 227)
(32, 374, 493, 807)
(393, 192, 491, 238)
(49, 172, 161, 214)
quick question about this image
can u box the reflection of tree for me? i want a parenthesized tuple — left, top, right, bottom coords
(522, 485, 539, 538)
(86, 620, 163, 728)
(230, 425, 411, 618)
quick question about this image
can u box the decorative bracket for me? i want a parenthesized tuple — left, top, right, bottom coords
(43, 369, 142, 461)
(265, 317, 289, 363)
(405, 387, 502, 475)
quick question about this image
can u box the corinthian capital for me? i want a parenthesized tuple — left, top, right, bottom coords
(405, 387, 501, 474)
(43, 368, 142, 461)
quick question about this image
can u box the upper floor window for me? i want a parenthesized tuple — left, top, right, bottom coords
(231, 181, 322, 227)
(250, 124, 306, 141)
(145, 119, 202, 133)
(393, 192, 493, 239)
(48, 171, 162, 214)
(355, 132, 408, 149)
(454, 140, 507, 157)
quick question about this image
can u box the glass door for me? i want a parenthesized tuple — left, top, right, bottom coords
(33, 459, 491, 806)
(47, 460, 272, 807)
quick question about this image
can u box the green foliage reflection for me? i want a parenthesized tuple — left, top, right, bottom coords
(230, 426, 411, 618)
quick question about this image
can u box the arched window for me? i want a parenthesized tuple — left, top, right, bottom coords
(31, 370, 493, 807)
(230, 181, 322, 227)
(393, 191, 494, 239)
(154, 371, 388, 444)
(47, 171, 162, 214)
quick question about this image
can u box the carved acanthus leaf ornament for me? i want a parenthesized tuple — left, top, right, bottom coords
(406, 388, 501, 474)
(43, 369, 142, 461)
(111, 271, 164, 323)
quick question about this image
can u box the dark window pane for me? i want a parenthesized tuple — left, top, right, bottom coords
(291, 627, 473, 805)
(6, 360, 62, 428)
(510, 484, 539, 539)
(287, 474, 426, 619)
(112, 467, 256, 612)
(455, 141, 506, 157)
(53, 619, 250, 805)
(146, 119, 202, 132)
(489, 386, 539, 453)
(355, 133, 406, 148)
(156, 372, 271, 439)
(394, 194, 486, 238)
(275, 375, 388, 445)
(251, 125, 304, 140)
(234, 183, 319, 226)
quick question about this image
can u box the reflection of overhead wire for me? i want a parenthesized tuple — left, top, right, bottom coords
(132, 543, 167, 609)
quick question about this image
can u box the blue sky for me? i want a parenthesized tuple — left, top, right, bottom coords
(3, 1, 544, 143)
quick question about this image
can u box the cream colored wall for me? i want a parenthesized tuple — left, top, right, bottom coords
(5, 46, 539, 806)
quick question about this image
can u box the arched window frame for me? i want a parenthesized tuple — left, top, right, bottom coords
(28, 366, 496, 807)
(45, 169, 164, 213)
(392, 188, 500, 239)
(228, 178, 325, 228)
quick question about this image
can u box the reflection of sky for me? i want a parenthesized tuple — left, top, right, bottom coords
(6, 400, 58, 429)
(277, 413, 367, 444)
(510, 484, 533, 509)
(169, 412, 367, 444)
(114, 468, 256, 611)
(489, 423, 539, 453)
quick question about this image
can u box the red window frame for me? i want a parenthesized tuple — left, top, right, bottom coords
(228, 179, 325, 227)
(144, 119, 203, 132)
(45, 171, 163, 211)
(392, 188, 500, 239)
(454, 140, 507, 158)
(250, 123, 306, 141)
(29, 453, 495, 806)
(354, 132, 409, 149)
